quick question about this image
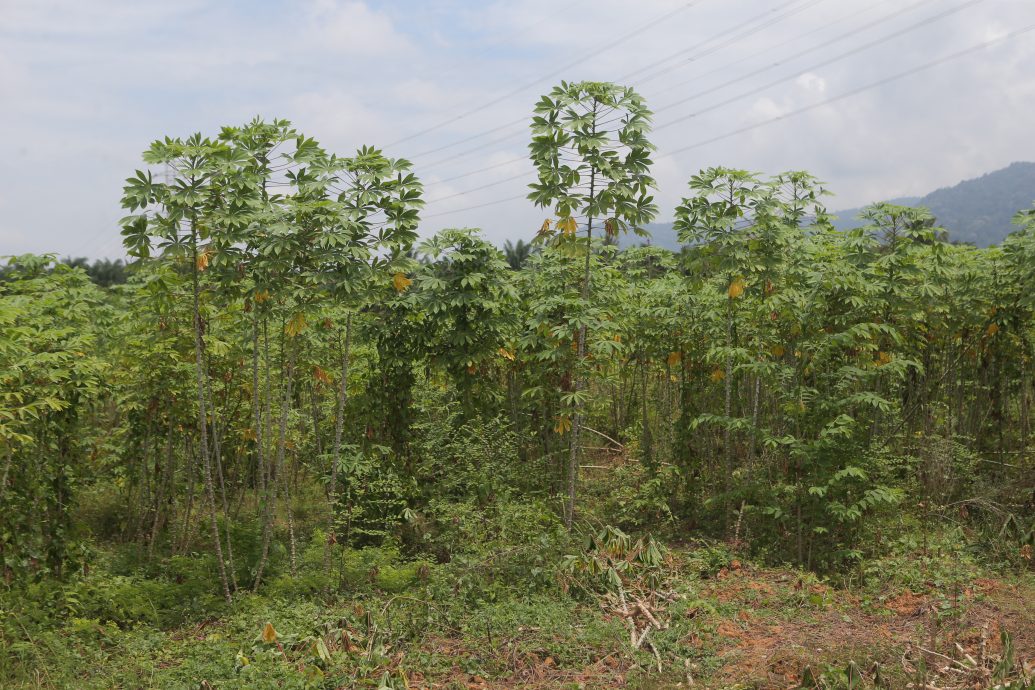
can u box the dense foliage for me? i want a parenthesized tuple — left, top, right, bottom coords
(2, 85, 1034, 688)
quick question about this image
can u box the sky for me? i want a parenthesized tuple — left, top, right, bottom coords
(1, 0, 1033, 259)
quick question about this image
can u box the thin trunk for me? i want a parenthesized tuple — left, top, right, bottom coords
(253, 321, 277, 590)
(147, 424, 176, 561)
(325, 313, 353, 582)
(190, 224, 232, 604)
(282, 339, 298, 580)
(179, 436, 196, 555)
(566, 161, 596, 530)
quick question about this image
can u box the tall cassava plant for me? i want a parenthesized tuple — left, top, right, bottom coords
(527, 80, 658, 528)
(121, 134, 249, 603)
(318, 146, 422, 581)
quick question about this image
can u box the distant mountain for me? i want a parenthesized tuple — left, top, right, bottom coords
(626, 162, 1035, 250)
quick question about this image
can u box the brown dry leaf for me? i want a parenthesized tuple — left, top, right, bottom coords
(313, 366, 331, 385)
(667, 351, 682, 367)
(196, 247, 211, 271)
(393, 272, 413, 293)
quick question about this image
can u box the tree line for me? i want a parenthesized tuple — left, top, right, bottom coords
(2, 82, 1033, 596)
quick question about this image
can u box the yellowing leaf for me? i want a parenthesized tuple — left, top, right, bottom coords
(558, 217, 578, 236)
(710, 368, 725, 382)
(770, 345, 785, 358)
(284, 312, 307, 338)
(196, 247, 211, 271)
(392, 272, 412, 292)
(667, 351, 682, 367)
(498, 347, 515, 361)
(554, 415, 572, 434)
(538, 219, 553, 236)
(728, 276, 745, 299)
(261, 622, 278, 643)
(986, 323, 999, 337)
(875, 351, 892, 367)
(254, 290, 270, 304)
(242, 427, 257, 442)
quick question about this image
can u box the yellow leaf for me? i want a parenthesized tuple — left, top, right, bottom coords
(242, 428, 257, 441)
(196, 247, 211, 272)
(559, 217, 578, 236)
(498, 347, 515, 361)
(554, 415, 572, 434)
(728, 276, 745, 299)
(254, 290, 270, 304)
(538, 219, 553, 236)
(875, 351, 892, 367)
(261, 622, 278, 643)
(770, 345, 785, 358)
(284, 312, 307, 338)
(667, 351, 682, 367)
(986, 323, 999, 337)
(710, 368, 725, 382)
(393, 272, 412, 293)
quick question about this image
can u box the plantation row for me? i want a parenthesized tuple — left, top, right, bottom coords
(2, 81, 1034, 604)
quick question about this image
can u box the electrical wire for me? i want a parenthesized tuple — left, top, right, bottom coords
(660, 23, 1035, 157)
(652, 0, 940, 113)
(384, 0, 708, 149)
(652, 0, 987, 131)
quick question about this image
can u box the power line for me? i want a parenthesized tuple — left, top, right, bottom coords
(422, 193, 529, 220)
(408, 0, 824, 162)
(422, 156, 529, 187)
(384, 0, 708, 149)
(419, 22, 1031, 220)
(660, 23, 1035, 157)
(623, 0, 827, 84)
(425, 170, 536, 204)
(653, 0, 900, 101)
(419, 128, 528, 169)
(653, 0, 987, 131)
(653, 0, 940, 113)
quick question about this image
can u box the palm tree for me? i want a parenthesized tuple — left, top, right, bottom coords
(503, 239, 534, 269)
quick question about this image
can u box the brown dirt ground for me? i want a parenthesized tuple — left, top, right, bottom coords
(403, 566, 1035, 689)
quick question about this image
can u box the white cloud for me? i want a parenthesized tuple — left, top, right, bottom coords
(2, 0, 1035, 255)
(796, 72, 827, 94)
(305, 0, 411, 55)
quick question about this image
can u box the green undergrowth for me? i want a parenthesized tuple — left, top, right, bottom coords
(2, 518, 1032, 689)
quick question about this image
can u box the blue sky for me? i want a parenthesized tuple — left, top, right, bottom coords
(2, 0, 1034, 258)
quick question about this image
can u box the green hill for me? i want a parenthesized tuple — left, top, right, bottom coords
(631, 162, 1035, 249)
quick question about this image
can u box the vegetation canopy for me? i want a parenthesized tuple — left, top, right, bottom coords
(2, 93, 1034, 688)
